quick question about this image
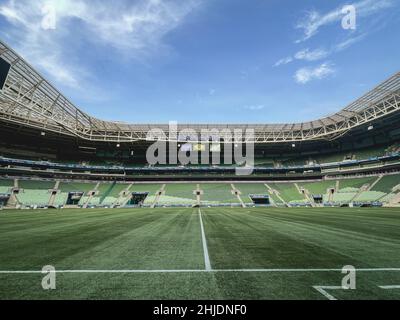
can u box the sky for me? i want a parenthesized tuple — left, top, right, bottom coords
(0, 0, 399, 124)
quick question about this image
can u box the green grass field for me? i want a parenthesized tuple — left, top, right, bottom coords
(0, 207, 400, 300)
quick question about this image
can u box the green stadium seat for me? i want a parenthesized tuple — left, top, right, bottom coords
(201, 184, 239, 204)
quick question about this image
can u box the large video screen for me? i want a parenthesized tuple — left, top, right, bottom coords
(0, 57, 11, 90)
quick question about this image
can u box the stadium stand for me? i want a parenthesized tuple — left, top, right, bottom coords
(17, 190, 51, 207)
(16, 180, 55, 207)
(130, 184, 162, 205)
(269, 193, 286, 205)
(1, 40, 400, 209)
(19, 180, 55, 190)
(234, 184, 270, 203)
(87, 183, 112, 206)
(268, 183, 307, 204)
(354, 191, 386, 202)
(281, 158, 308, 167)
(0, 179, 13, 194)
(59, 181, 96, 193)
(158, 184, 197, 206)
(315, 152, 351, 164)
(371, 174, 400, 193)
(0, 175, 399, 207)
(379, 193, 397, 203)
(332, 191, 358, 204)
(78, 196, 90, 206)
(253, 158, 275, 167)
(56, 181, 97, 207)
(201, 184, 240, 204)
(53, 192, 68, 207)
(100, 183, 128, 206)
(339, 177, 376, 189)
(353, 146, 386, 160)
(299, 180, 336, 195)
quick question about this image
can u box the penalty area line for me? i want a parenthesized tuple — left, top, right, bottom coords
(312, 286, 341, 301)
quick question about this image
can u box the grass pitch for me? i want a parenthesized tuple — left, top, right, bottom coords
(0, 207, 400, 299)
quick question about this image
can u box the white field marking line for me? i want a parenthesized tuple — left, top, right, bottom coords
(215, 268, 400, 272)
(313, 286, 342, 301)
(1, 268, 400, 274)
(198, 208, 212, 271)
(379, 285, 400, 289)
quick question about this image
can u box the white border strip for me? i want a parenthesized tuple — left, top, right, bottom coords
(1, 268, 400, 274)
(199, 209, 212, 271)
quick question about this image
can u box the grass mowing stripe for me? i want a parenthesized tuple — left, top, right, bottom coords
(1, 207, 400, 299)
(199, 209, 212, 271)
(202, 207, 400, 269)
(0, 208, 205, 270)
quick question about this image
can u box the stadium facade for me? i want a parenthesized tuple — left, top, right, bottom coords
(0, 39, 400, 209)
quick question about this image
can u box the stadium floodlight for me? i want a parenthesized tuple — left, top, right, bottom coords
(292, 143, 296, 148)
(116, 143, 120, 148)
(40, 131, 46, 136)
(368, 125, 374, 131)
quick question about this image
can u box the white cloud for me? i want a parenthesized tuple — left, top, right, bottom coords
(244, 105, 265, 111)
(274, 57, 293, 67)
(275, 1, 392, 69)
(0, 1, 84, 87)
(294, 48, 328, 61)
(274, 48, 327, 67)
(0, 0, 200, 88)
(295, 0, 393, 43)
(334, 33, 366, 51)
(294, 63, 335, 84)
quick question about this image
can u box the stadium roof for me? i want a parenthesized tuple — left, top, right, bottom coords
(0, 40, 400, 143)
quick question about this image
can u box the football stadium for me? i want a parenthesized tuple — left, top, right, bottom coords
(1, 39, 400, 301)
(0, 1, 400, 302)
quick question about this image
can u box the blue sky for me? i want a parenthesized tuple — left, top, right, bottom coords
(0, 0, 399, 124)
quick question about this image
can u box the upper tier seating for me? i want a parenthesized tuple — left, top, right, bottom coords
(59, 182, 96, 193)
(339, 177, 376, 189)
(371, 174, 400, 193)
(0, 179, 13, 193)
(19, 180, 55, 190)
